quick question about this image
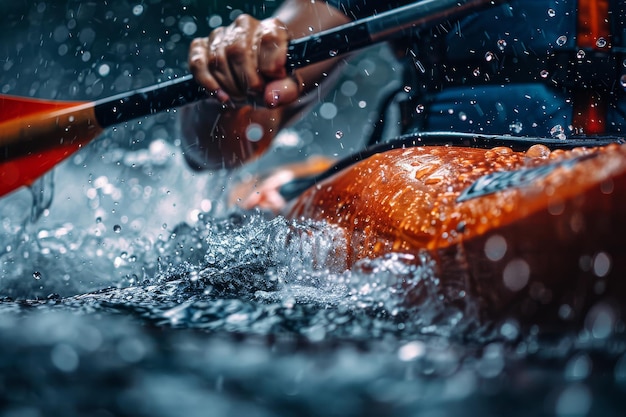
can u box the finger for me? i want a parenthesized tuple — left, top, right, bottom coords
(258, 18, 289, 79)
(225, 16, 265, 96)
(264, 74, 302, 108)
(188, 36, 229, 102)
(207, 27, 250, 101)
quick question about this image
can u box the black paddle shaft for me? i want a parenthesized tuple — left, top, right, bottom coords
(93, 0, 500, 128)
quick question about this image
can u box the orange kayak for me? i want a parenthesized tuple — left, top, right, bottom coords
(286, 138, 626, 327)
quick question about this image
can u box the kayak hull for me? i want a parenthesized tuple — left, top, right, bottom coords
(287, 143, 626, 327)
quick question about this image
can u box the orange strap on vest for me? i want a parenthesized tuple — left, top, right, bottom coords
(573, 0, 611, 134)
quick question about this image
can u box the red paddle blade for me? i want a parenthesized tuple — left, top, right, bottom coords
(0, 94, 102, 196)
(1, 142, 84, 196)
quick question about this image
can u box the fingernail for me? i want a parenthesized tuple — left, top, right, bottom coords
(268, 90, 280, 107)
(216, 89, 229, 103)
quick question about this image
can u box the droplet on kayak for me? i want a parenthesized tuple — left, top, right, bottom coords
(526, 144, 551, 159)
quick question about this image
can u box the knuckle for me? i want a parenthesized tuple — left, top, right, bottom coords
(234, 14, 252, 26)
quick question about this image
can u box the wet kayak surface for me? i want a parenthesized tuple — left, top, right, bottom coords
(1, 1, 626, 416)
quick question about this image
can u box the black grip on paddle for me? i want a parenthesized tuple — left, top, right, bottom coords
(93, 75, 207, 128)
(286, 22, 371, 70)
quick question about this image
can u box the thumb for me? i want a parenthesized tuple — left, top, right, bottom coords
(264, 75, 301, 108)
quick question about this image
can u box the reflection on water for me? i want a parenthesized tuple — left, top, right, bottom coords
(0, 1, 625, 416)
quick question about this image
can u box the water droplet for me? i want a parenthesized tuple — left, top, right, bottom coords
(458, 112, 467, 121)
(593, 252, 611, 277)
(132, 5, 144, 16)
(113, 224, 122, 233)
(403, 85, 412, 93)
(547, 8, 556, 17)
(596, 37, 607, 48)
(98, 64, 111, 77)
(550, 124, 566, 140)
(484, 51, 495, 62)
(485, 235, 507, 261)
(556, 35, 568, 47)
(33, 271, 42, 280)
(245, 123, 264, 142)
(540, 69, 549, 78)
(319, 102, 338, 120)
(502, 258, 530, 291)
(398, 341, 426, 361)
(335, 130, 343, 139)
(473, 68, 481, 77)
(497, 39, 507, 51)
(577, 50, 586, 59)
(415, 104, 425, 114)
(328, 49, 338, 57)
(509, 121, 523, 134)
(620, 74, 626, 88)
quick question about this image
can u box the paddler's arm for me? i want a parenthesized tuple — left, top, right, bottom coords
(180, 0, 351, 170)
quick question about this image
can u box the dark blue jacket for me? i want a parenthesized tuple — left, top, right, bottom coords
(325, 0, 626, 136)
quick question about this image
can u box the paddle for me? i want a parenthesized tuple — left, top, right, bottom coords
(0, 0, 499, 197)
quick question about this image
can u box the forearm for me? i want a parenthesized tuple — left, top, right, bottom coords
(180, 0, 350, 171)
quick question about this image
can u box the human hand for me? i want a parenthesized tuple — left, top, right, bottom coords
(188, 14, 302, 108)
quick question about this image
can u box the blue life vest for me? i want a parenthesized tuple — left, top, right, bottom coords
(396, 0, 626, 137)
(326, 0, 626, 138)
